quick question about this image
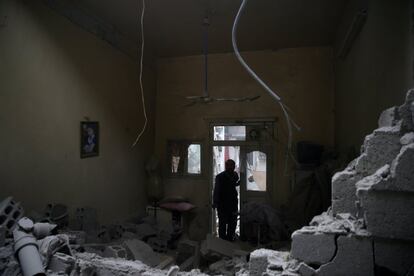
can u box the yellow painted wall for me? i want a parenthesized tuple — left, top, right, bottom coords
(0, 0, 156, 223)
(154, 48, 335, 239)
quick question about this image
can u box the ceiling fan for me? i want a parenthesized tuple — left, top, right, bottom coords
(185, 16, 260, 107)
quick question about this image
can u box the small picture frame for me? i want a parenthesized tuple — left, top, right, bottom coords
(80, 121, 99, 158)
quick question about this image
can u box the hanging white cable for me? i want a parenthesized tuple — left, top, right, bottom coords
(132, 0, 147, 148)
(231, 0, 301, 162)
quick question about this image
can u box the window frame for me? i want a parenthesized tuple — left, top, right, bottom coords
(166, 139, 203, 178)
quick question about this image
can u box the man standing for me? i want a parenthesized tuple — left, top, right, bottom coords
(213, 159, 240, 241)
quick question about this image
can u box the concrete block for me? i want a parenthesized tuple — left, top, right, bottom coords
(317, 235, 374, 276)
(331, 170, 363, 215)
(0, 197, 24, 235)
(357, 190, 414, 240)
(355, 127, 401, 176)
(249, 249, 289, 276)
(374, 238, 414, 276)
(298, 262, 316, 276)
(378, 106, 399, 127)
(291, 232, 336, 266)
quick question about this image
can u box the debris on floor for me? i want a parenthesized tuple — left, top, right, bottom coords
(0, 89, 413, 275)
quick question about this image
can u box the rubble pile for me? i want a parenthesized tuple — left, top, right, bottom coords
(241, 89, 414, 276)
(1, 89, 413, 276)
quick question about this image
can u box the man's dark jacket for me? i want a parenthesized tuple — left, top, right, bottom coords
(213, 171, 240, 212)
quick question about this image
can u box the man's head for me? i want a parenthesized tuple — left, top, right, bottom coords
(225, 159, 236, 172)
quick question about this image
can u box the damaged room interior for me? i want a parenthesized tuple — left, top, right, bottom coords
(0, 0, 413, 275)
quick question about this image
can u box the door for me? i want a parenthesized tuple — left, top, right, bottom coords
(239, 145, 272, 238)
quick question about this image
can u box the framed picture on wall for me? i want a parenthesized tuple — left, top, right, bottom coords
(80, 121, 99, 158)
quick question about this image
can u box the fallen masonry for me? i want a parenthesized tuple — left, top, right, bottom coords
(0, 90, 414, 275)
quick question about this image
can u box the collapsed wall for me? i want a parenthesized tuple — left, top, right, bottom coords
(286, 89, 414, 276)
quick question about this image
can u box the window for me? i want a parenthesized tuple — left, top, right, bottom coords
(213, 126, 246, 141)
(187, 144, 201, 174)
(167, 141, 202, 176)
(246, 151, 267, 191)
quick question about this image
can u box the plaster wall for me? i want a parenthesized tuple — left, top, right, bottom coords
(0, 0, 156, 223)
(334, 0, 412, 152)
(154, 48, 335, 239)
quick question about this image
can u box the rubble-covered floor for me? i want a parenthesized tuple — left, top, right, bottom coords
(1, 89, 414, 276)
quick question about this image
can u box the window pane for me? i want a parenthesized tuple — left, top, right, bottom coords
(246, 151, 266, 191)
(187, 144, 201, 174)
(213, 126, 246, 141)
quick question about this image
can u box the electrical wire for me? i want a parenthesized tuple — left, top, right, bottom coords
(231, 0, 301, 168)
(132, 0, 147, 148)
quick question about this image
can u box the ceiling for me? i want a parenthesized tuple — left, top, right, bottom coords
(73, 0, 348, 57)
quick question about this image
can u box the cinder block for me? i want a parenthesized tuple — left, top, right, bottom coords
(291, 232, 336, 266)
(317, 235, 374, 276)
(355, 127, 401, 176)
(332, 170, 363, 215)
(357, 190, 414, 240)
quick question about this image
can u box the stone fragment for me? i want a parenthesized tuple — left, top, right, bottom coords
(332, 170, 363, 215)
(122, 239, 160, 267)
(297, 262, 315, 276)
(398, 89, 414, 131)
(355, 127, 401, 176)
(374, 238, 414, 276)
(291, 232, 336, 265)
(249, 249, 289, 276)
(317, 235, 374, 276)
(400, 132, 414, 145)
(378, 106, 398, 127)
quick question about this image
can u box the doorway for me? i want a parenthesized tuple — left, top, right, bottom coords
(209, 122, 274, 238)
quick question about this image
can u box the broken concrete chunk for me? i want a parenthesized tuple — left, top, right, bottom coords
(249, 249, 289, 276)
(290, 232, 336, 266)
(122, 239, 160, 267)
(355, 127, 401, 175)
(400, 132, 414, 145)
(357, 189, 414, 240)
(0, 197, 24, 235)
(398, 89, 414, 131)
(297, 262, 315, 276)
(317, 235, 374, 276)
(48, 252, 75, 274)
(378, 106, 399, 127)
(331, 170, 363, 215)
